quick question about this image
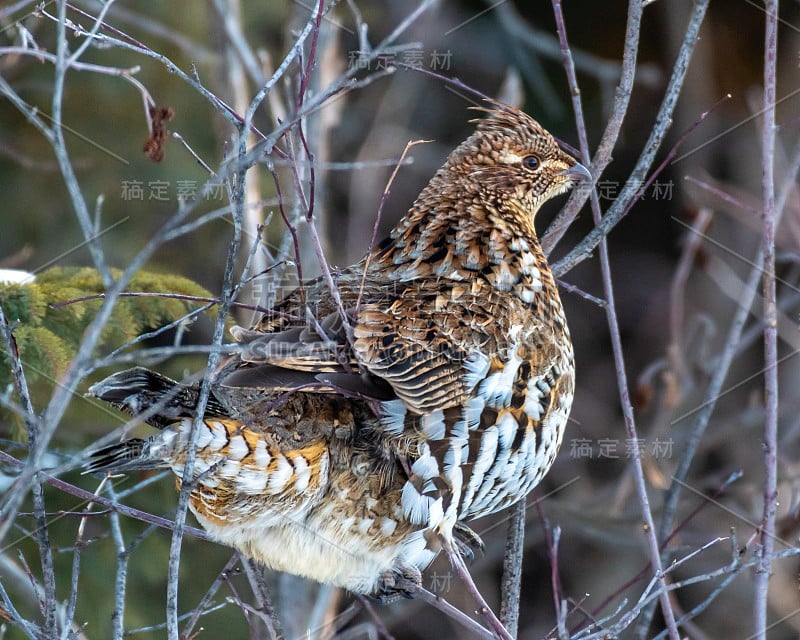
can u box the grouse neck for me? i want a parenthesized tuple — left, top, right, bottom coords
(370, 173, 558, 307)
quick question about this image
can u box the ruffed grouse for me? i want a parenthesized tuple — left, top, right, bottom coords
(86, 103, 588, 599)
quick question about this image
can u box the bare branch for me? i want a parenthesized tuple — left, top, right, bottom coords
(753, 2, 780, 637)
(499, 500, 525, 637)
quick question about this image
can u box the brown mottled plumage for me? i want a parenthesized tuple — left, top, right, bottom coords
(85, 103, 588, 598)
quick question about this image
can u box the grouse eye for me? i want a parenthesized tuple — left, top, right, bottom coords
(522, 155, 540, 170)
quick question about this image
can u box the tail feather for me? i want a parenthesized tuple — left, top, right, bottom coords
(83, 438, 169, 474)
(87, 367, 229, 428)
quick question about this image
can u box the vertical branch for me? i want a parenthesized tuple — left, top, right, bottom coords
(213, 0, 268, 312)
(2, 11, 63, 633)
(499, 500, 525, 638)
(109, 513, 129, 640)
(166, 150, 246, 640)
(754, 1, 779, 637)
(0, 7, 172, 550)
(164, 218, 241, 639)
(241, 559, 284, 640)
(0, 305, 57, 638)
(62, 481, 104, 638)
(30, 456, 56, 638)
(541, 0, 644, 254)
(550, 3, 680, 639)
(51, 0, 113, 287)
(533, 499, 565, 635)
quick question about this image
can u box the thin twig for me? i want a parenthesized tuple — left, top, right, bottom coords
(180, 554, 240, 639)
(50, 290, 271, 314)
(447, 547, 513, 640)
(241, 558, 284, 640)
(667, 208, 714, 386)
(412, 586, 500, 640)
(355, 139, 430, 318)
(61, 478, 107, 640)
(534, 498, 565, 636)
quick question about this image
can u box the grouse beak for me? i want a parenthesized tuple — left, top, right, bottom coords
(560, 161, 592, 182)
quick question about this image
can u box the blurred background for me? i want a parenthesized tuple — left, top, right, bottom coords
(2, 1, 800, 638)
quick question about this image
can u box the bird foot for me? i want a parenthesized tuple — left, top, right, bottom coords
(371, 563, 422, 604)
(454, 522, 485, 563)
